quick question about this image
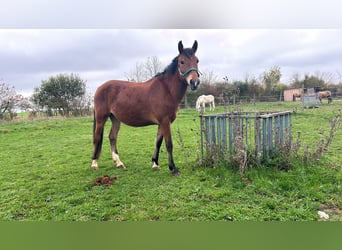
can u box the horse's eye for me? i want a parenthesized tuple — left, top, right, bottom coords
(180, 60, 185, 64)
(197, 59, 199, 63)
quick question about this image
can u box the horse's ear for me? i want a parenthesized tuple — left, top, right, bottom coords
(192, 40, 198, 54)
(178, 40, 184, 54)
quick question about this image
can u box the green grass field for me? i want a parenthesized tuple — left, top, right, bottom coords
(0, 101, 341, 221)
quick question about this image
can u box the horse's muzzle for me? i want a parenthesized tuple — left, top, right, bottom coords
(190, 79, 200, 90)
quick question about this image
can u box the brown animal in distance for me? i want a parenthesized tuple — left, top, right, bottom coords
(319, 91, 332, 104)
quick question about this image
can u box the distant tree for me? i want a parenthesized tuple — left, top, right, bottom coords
(144, 56, 163, 79)
(262, 66, 282, 95)
(32, 73, 86, 117)
(201, 70, 218, 85)
(0, 82, 17, 119)
(334, 71, 342, 96)
(336, 71, 342, 84)
(290, 73, 327, 89)
(0, 82, 31, 120)
(244, 74, 260, 101)
(289, 73, 302, 89)
(126, 62, 146, 82)
(70, 92, 93, 116)
(126, 56, 164, 82)
(334, 82, 342, 97)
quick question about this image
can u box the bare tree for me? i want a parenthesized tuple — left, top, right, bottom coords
(144, 56, 163, 79)
(125, 62, 146, 82)
(0, 82, 32, 120)
(0, 83, 16, 119)
(336, 71, 342, 83)
(201, 70, 218, 85)
(244, 73, 259, 103)
(126, 56, 164, 82)
(314, 71, 334, 85)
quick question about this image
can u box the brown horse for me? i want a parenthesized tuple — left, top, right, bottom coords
(319, 91, 332, 104)
(91, 40, 200, 175)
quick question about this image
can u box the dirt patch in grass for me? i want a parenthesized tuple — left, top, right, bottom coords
(93, 175, 117, 187)
(319, 204, 342, 221)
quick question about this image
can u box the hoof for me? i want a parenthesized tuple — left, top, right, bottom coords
(91, 160, 99, 170)
(152, 162, 160, 170)
(172, 169, 180, 176)
(117, 164, 126, 169)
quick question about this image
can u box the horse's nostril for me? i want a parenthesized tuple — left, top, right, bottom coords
(190, 79, 199, 85)
(190, 79, 199, 90)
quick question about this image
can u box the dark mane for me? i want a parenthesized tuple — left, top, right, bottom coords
(155, 48, 194, 77)
(155, 56, 178, 77)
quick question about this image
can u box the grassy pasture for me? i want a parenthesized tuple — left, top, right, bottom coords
(0, 101, 341, 221)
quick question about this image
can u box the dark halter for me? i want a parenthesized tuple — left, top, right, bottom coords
(178, 67, 201, 77)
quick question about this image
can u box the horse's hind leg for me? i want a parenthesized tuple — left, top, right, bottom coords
(91, 114, 107, 170)
(109, 114, 125, 169)
(151, 125, 163, 170)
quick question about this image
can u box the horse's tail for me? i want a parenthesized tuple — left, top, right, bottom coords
(93, 111, 96, 134)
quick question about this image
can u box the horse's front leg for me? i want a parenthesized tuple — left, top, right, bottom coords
(203, 103, 206, 113)
(163, 122, 179, 176)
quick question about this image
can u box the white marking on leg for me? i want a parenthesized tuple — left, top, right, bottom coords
(152, 162, 160, 170)
(112, 152, 125, 169)
(91, 160, 99, 170)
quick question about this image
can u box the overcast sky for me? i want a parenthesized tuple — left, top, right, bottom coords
(1, 1, 342, 96)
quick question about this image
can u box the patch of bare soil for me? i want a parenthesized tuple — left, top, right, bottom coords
(93, 175, 117, 187)
(319, 204, 342, 221)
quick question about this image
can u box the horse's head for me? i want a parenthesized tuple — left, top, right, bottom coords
(177, 40, 200, 90)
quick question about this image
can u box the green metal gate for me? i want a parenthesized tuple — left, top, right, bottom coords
(200, 111, 293, 161)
